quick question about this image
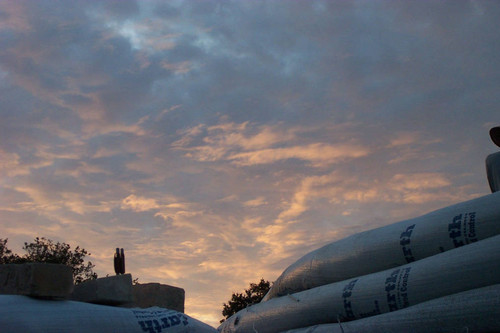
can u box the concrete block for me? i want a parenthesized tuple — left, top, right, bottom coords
(0, 263, 74, 298)
(123, 283, 185, 313)
(71, 274, 133, 305)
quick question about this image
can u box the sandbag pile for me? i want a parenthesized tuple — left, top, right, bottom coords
(218, 191, 500, 333)
(0, 295, 217, 333)
(281, 284, 500, 333)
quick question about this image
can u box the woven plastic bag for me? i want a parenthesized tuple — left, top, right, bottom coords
(264, 192, 500, 300)
(280, 284, 500, 333)
(219, 235, 500, 333)
(0, 295, 216, 333)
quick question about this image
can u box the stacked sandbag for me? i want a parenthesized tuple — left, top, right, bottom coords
(263, 191, 500, 301)
(0, 295, 217, 333)
(280, 284, 500, 333)
(487, 151, 500, 192)
(486, 126, 500, 192)
(218, 233, 500, 333)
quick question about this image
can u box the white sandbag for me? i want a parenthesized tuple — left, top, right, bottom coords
(281, 284, 500, 333)
(0, 295, 216, 333)
(264, 191, 500, 300)
(218, 234, 500, 333)
(486, 151, 500, 192)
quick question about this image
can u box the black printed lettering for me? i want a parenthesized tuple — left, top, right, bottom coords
(385, 268, 412, 312)
(449, 214, 464, 247)
(343, 299, 354, 319)
(168, 315, 181, 326)
(402, 247, 414, 262)
(467, 212, 478, 243)
(161, 318, 170, 328)
(400, 224, 415, 239)
(342, 279, 358, 320)
(449, 214, 462, 231)
(385, 269, 399, 292)
(180, 314, 189, 326)
(400, 224, 416, 262)
(387, 295, 398, 312)
(135, 310, 189, 332)
(359, 300, 381, 318)
(139, 320, 157, 333)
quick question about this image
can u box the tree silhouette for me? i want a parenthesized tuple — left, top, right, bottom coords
(0, 238, 20, 264)
(221, 278, 271, 322)
(0, 237, 97, 284)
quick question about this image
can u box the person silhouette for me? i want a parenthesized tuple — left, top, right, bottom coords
(114, 248, 125, 275)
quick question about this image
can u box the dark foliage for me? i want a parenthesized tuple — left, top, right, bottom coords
(221, 278, 271, 323)
(0, 237, 97, 284)
(0, 238, 21, 264)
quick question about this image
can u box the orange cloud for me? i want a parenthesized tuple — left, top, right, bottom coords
(0, 150, 25, 177)
(243, 197, 267, 207)
(229, 143, 368, 166)
(121, 194, 161, 211)
(389, 173, 451, 191)
(174, 121, 370, 168)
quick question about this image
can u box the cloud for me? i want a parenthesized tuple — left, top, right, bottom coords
(243, 197, 267, 207)
(389, 173, 451, 191)
(174, 121, 370, 167)
(0, 150, 24, 177)
(276, 173, 340, 223)
(121, 194, 160, 212)
(229, 143, 369, 166)
(161, 60, 193, 74)
(387, 132, 421, 147)
(386, 173, 468, 204)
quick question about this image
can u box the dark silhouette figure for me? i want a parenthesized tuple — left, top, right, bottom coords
(114, 248, 125, 275)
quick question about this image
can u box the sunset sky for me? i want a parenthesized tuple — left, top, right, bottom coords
(1, 0, 499, 327)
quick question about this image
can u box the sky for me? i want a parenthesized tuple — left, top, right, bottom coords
(0, 0, 499, 327)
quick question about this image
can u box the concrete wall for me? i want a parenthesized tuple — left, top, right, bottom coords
(0, 264, 185, 313)
(0, 263, 73, 298)
(123, 283, 185, 313)
(71, 274, 133, 305)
